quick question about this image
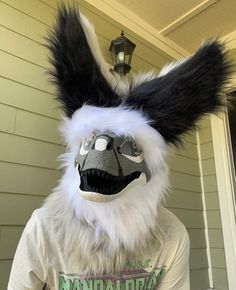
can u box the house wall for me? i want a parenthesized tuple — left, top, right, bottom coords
(0, 1, 65, 288)
(198, 117, 229, 290)
(167, 133, 210, 290)
(0, 1, 165, 288)
(0, 1, 224, 289)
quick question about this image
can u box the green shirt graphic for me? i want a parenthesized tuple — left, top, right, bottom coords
(59, 261, 167, 290)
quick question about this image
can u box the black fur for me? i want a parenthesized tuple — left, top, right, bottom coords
(48, 7, 232, 144)
(47, 6, 121, 117)
(125, 41, 232, 145)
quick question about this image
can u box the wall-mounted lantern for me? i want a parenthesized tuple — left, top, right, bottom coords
(109, 30, 136, 76)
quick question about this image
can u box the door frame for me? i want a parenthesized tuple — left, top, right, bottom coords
(211, 97, 236, 290)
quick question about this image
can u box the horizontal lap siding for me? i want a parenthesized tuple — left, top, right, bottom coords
(167, 135, 209, 290)
(0, 226, 24, 259)
(0, 193, 45, 225)
(0, 1, 207, 290)
(0, 162, 61, 195)
(198, 120, 229, 290)
(0, 77, 60, 119)
(190, 269, 210, 290)
(0, 260, 12, 290)
(0, 1, 62, 288)
(0, 132, 64, 169)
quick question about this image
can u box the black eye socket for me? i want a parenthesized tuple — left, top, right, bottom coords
(106, 142, 112, 150)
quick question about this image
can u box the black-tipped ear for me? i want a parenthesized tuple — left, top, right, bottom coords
(48, 6, 121, 117)
(125, 41, 232, 145)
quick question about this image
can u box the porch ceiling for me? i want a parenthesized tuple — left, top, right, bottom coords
(116, 0, 236, 53)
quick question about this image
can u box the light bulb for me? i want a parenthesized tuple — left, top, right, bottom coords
(117, 51, 125, 62)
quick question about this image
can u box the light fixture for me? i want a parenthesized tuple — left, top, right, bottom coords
(109, 30, 136, 76)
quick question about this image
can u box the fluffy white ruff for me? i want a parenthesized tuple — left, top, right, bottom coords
(62, 105, 167, 175)
(44, 105, 169, 272)
(44, 169, 167, 273)
(52, 160, 168, 251)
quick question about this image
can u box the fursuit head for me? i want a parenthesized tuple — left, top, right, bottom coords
(44, 6, 232, 275)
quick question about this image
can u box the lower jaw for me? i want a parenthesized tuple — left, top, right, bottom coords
(79, 173, 147, 202)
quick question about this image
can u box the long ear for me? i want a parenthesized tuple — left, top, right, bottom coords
(125, 41, 232, 145)
(48, 6, 121, 117)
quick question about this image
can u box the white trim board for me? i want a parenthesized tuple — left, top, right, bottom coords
(211, 112, 236, 290)
(196, 131, 214, 288)
(159, 0, 218, 36)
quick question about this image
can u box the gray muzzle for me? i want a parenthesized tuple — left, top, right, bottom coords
(75, 132, 150, 201)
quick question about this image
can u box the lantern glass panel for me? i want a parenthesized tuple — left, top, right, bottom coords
(114, 43, 125, 64)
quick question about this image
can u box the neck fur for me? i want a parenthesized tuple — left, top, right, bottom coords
(44, 105, 169, 274)
(44, 154, 169, 274)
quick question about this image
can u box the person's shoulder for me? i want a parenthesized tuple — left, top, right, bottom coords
(25, 207, 51, 236)
(158, 206, 189, 244)
(29, 207, 48, 224)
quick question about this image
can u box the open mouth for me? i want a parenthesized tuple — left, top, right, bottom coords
(79, 169, 141, 195)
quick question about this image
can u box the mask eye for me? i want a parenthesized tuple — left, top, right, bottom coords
(118, 140, 144, 163)
(131, 141, 141, 154)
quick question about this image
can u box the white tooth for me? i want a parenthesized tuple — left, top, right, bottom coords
(121, 153, 144, 163)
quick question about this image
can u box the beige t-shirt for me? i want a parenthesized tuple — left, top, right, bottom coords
(8, 207, 190, 290)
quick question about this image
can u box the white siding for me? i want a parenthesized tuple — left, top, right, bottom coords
(0, 1, 221, 290)
(198, 118, 229, 290)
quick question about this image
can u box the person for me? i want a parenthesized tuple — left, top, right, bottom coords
(8, 5, 232, 290)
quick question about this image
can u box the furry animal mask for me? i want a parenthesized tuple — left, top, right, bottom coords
(48, 6, 231, 206)
(45, 7, 233, 272)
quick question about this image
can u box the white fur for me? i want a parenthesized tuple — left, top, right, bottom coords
(61, 105, 167, 175)
(79, 14, 129, 96)
(130, 71, 158, 90)
(158, 59, 186, 77)
(44, 105, 169, 273)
